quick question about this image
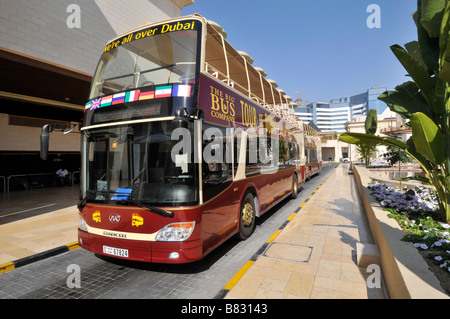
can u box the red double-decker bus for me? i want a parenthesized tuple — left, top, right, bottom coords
(75, 15, 315, 263)
(303, 123, 322, 180)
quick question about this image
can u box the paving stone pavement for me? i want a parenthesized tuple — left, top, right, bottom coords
(224, 165, 386, 299)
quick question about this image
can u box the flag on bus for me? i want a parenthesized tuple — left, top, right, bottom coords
(139, 90, 155, 101)
(112, 92, 126, 105)
(90, 98, 101, 110)
(172, 85, 191, 97)
(155, 86, 172, 98)
(125, 90, 140, 102)
(85, 101, 92, 111)
(101, 95, 112, 107)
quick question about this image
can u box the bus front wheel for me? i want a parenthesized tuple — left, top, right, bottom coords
(237, 192, 256, 240)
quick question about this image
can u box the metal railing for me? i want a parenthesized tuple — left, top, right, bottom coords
(71, 171, 80, 186)
(4, 171, 80, 193)
(0, 176, 5, 194)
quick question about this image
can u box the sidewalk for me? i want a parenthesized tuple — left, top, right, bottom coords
(223, 165, 386, 299)
(0, 186, 79, 265)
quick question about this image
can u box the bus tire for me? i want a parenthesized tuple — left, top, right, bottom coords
(291, 174, 298, 199)
(237, 192, 256, 240)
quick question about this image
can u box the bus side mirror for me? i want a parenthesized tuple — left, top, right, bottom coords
(40, 124, 53, 160)
(172, 108, 204, 129)
(172, 108, 189, 129)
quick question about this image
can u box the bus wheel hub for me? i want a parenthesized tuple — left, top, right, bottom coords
(242, 202, 254, 227)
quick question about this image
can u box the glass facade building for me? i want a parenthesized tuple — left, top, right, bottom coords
(295, 86, 387, 132)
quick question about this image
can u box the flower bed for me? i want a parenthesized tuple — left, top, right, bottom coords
(368, 182, 450, 281)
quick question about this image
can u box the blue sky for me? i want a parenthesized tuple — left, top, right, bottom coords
(183, 0, 418, 103)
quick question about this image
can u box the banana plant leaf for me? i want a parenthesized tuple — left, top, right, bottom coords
(391, 44, 436, 106)
(417, 0, 443, 73)
(338, 133, 408, 149)
(439, 0, 450, 52)
(410, 112, 447, 165)
(365, 109, 378, 134)
(420, 0, 446, 38)
(406, 137, 433, 171)
(378, 81, 433, 119)
(439, 32, 450, 81)
(404, 41, 428, 69)
(432, 78, 448, 114)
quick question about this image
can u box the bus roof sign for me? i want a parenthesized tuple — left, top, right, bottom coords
(102, 20, 198, 54)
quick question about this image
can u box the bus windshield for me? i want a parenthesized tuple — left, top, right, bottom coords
(83, 121, 198, 207)
(89, 20, 199, 100)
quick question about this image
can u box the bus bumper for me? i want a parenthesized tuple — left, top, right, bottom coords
(78, 229, 203, 264)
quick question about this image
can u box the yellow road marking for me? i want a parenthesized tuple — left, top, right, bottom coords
(66, 242, 80, 251)
(287, 213, 296, 221)
(223, 260, 255, 290)
(0, 262, 15, 274)
(267, 230, 281, 243)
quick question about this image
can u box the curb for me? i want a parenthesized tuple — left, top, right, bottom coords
(214, 178, 327, 299)
(352, 165, 449, 299)
(0, 242, 79, 274)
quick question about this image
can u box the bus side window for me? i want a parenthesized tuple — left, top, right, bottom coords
(287, 141, 298, 164)
(202, 125, 233, 202)
(245, 134, 258, 176)
(278, 140, 286, 165)
(311, 149, 317, 162)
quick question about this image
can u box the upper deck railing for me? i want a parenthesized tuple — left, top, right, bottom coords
(202, 16, 298, 124)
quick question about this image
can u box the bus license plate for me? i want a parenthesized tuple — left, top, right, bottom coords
(103, 245, 129, 258)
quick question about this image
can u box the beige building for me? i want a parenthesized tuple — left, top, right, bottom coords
(319, 107, 412, 164)
(319, 132, 349, 163)
(0, 0, 193, 191)
(345, 110, 411, 163)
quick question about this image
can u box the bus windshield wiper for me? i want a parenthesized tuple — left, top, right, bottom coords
(118, 199, 174, 218)
(77, 192, 98, 210)
(140, 203, 174, 218)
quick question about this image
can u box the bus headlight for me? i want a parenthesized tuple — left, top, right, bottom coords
(79, 215, 88, 232)
(156, 221, 195, 241)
